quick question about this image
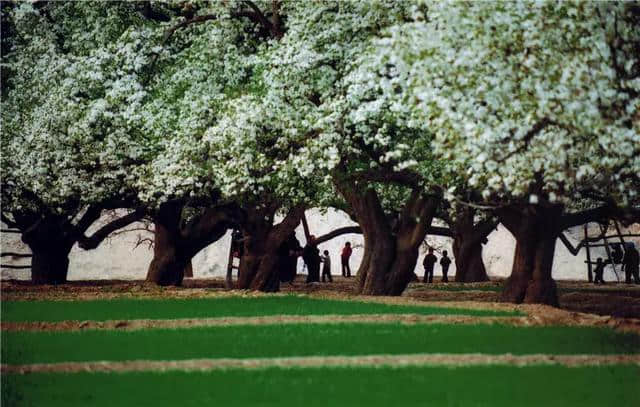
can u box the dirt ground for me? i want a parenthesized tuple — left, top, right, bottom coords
(5, 353, 640, 374)
(2, 276, 640, 333)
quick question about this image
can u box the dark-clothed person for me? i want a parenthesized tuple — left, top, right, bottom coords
(279, 233, 301, 283)
(321, 250, 333, 282)
(303, 236, 321, 283)
(611, 244, 624, 264)
(341, 242, 352, 277)
(623, 243, 640, 284)
(593, 257, 605, 284)
(440, 250, 452, 283)
(423, 248, 437, 283)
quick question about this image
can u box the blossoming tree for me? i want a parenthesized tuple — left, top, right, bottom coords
(371, 1, 640, 303)
(1, 2, 154, 283)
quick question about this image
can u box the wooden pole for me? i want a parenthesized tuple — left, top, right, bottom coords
(599, 222, 620, 282)
(225, 237, 235, 289)
(584, 223, 593, 283)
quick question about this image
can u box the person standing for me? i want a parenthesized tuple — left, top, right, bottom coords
(593, 258, 606, 284)
(341, 242, 352, 277)
(440, 250, 452, 283)
(423, 248, 437, 283)
(321, 250, 333, 282)
(622, 242, 640, 284)
(303, 235, 321, 283)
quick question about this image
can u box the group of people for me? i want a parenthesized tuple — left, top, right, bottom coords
(593, 242, 640, 285)
(422, 247, 452, 283)
(302, 238, 353, 283)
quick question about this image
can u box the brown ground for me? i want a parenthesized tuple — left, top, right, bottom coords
(3, 276, 639, 317)
(4, 353, 639, 374)
(2, 276, 640, 334)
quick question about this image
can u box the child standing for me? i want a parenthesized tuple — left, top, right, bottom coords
(593, 257, 605, 284)
(341, 242, 352, 277)
(440, 250, 452, 283)
(321, 250, 333, 282)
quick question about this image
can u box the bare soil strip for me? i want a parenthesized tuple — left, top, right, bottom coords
(3, 353, 639, 374)
(4, 311, 640, 335)
(2, 314, 527, 332)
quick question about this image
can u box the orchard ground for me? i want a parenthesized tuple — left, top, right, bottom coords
(2, 277, 639, 406)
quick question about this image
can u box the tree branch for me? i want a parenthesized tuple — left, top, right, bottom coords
(77, 209, 146, 250)
(314, 226, 361, 245)
(560, 205, 612, 230)
(426, 226, 453, 238)
(352, 168, 422, 188)
(73, 206, 103, 237)
(501, 118, 554, 161)
(242, 0, 276, 37)
(161, 14, 218, 45)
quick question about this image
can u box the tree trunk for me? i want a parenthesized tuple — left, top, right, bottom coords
(30, 247, 71, 284)
(237, 208, 271, 289)
(525, 235, 558, 306)
(453, 240, 488, 283)
(451, 209, 491, 283)
(385, 244, 420, 295)
(501, 233, 536, 303)
(237, 206, 304, 291)
(337, 182, 438, 296)
(184, 260, 193, 278)
(146, 202, 239, 286)
(145, 222, 186, 286)
(21, 215, 74, 284)
(499, 204, 562, 306)
(250, 253, 281, 292)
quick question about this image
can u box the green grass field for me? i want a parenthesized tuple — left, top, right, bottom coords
(2, 294, 638, 406)
(3, 323, 638, 365)
(3, 365, 639, 407)
(0, 295, 520, 322)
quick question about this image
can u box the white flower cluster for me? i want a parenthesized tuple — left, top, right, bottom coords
(3, 0, 638, 219)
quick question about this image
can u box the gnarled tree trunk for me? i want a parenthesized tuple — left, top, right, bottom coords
(451, 208, 495, 283)
(145, 202, 240, 286)
(8, 205, 143, 285)
(237, 205, 305, 292)
(30, 246, 72, 284)
(338, 181, 439, 296)
(498, 204, 562, 306)
(146, 220, 188, 286)
(21, 215, 77, 284)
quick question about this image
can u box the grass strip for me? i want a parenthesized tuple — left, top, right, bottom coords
(3, 365, 639, 407)
(3, 323, 638, 365)
(0, 295, 519, 322)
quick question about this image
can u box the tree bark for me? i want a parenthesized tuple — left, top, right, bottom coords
(525, 235, 558, 306)
(451, 209, 495, 283)
(30, 247, 72, 284)
(21, 215, 77, 284)
(337, 181, 439, 296)
(145, 202, 239, 286)
(498, 204, 562, 306)
(237, 206, 304, 291)
(145, 220, 187, 286)
(453, 240, 488, 283)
